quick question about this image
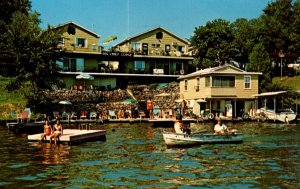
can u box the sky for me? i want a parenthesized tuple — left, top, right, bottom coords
(31, 0, 272, 46)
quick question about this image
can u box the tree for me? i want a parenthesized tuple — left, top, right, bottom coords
(0, 0, 32, 76)
(190, 19, 235, 69)
(259, 0, 300, 78)
(4, 12, 65, 110)
(247, 43, 272, 92)
(231, 18, 260, 70)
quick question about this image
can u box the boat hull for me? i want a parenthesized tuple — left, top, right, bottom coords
(259, 108, 297, 123)
(163, 132, 243, 146)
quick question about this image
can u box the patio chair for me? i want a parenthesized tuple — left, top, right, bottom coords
(53, 111, 61, 120)
(108, 110, 116, 119)
(89, 111, 97, 120)
(20, 110, 29, 123)
(62, 112, 70, 120)
(70, 112, 78, 120)
(80, 111, 87, 120)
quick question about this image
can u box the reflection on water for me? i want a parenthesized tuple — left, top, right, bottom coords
(0, 122, 299, 188)
(29, 143, 70, 165)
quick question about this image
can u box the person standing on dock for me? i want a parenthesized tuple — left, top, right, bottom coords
(50, 119, 63, 145)
(39, 120, 53, 143)
(147, 97, 154, 119)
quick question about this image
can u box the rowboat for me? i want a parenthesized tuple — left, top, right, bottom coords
(163, 132, 243, 146)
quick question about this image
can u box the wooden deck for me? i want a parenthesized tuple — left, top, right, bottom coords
(27, 129, 106, 144)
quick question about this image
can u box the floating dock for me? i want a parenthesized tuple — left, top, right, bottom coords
(27, 129, 106, 144)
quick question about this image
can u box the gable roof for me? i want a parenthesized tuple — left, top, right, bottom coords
(178, 64, 262, 80)
(115, 26, 190, 46)
(55, 21, 100, 38)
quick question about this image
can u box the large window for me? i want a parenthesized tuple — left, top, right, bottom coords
(60, 58, 84, 71)
(134, 61, 145, 71)
(212, 76, 235, 87)
(244, 76, 251, 89)
(131, 42, 141, 52)
(76, 38, 87, 47)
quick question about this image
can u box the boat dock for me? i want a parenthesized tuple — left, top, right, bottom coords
(27, 129, 106, 144)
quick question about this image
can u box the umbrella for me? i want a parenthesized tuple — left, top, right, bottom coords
(76, 73, 94, 80)
(76, 73, 94, 90)
(122, 98, 137, 104)
(59, 100, 72, 113)
(196, 99, 206, 103)
(175, 99, 183, 103)
(59, 100, 72, 105)
(103, 36, 117, 45)
(155, 92, 171, 97)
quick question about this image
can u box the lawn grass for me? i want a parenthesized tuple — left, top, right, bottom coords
(273, 75, 300, 90)
(0, 76, 27, 105)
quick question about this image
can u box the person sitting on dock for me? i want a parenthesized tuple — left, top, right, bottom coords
(39, 120, 53, 143)
(174, 115, 191, 135)
(147, 97, 154, 119)
(214, 117, 229, 135)
(50, 119, 63, 144)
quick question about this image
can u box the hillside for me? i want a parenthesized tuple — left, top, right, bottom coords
(0, 77, 27, 120)
(273, 76, 300, 90)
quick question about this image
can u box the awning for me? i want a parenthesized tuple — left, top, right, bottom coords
(252, 91, 287, 97)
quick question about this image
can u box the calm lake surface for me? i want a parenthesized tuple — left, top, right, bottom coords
(0, 122, 299, 188)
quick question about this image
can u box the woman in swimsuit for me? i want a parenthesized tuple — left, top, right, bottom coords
(39, 120, 53, 142)
(50, 119, 63, 144)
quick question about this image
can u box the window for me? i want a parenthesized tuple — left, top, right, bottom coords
(131, 42, 141, 51)
(57, 38, 64, 46)
(134, 61, 145, 71)
(205, 76, 210, 87)
(195, 77, 200, 91)
(76, 38, 87, 47)
(151, 44, 160, 48)
(184, 79, 188, 91)
(244, 76, 251, 89)
(212, 76, 235, 87)
(60, 58, 84, 71)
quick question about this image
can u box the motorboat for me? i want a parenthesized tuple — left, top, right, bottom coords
(257, 108, 296, 123)
(163, 132, 243, 146)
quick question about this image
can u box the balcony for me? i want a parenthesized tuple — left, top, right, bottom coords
(204, 87, 237, 98)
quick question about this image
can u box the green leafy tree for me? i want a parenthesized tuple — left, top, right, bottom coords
(289, 0, 300, 52)
(0, 0, 32, 75)
(260, 0, 300, 77)
(4, 12, 65, 110)
(247, 43, 272, 92)
(191, 19, 235, 69)
(231, 18, 261, 70)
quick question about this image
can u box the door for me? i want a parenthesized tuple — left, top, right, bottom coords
(142, 43, 148, 55)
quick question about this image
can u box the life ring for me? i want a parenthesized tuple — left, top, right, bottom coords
(207, 113, 214, 119)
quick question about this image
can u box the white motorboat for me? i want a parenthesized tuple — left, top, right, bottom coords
(163, 132, 243, 146)
(258, 108, 296, 123)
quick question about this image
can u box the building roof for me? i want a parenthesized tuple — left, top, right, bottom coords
(115, 26, 190, 46)
(252, 91, 287, 97)
(55, 21, 100, 38)
(178, 64, 263, 80)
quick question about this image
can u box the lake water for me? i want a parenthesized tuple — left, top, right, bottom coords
(0, 122, 299, 188)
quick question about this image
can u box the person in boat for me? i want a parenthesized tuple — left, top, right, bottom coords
(50, 119, 63, 144)
(39, 120, 53, 142)
(147, 97, 154, 119)
(181, 99, 186, 117)
(174, 115, 191, 135)
(214, 117, 229, 135)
